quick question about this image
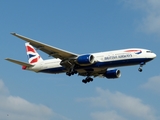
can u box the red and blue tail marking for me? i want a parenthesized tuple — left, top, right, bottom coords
(25, 43, 43, 65)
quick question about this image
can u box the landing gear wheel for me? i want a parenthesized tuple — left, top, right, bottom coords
(82, 77, 93, 84)
(138, 68, 142, 72)
(82, 79, 87, 84)
(71, 72, 74, 75)
(66, 72, 71, 76)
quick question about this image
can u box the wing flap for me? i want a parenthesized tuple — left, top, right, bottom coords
(11, 33, 78, 60)
(5, 58, 33, 67)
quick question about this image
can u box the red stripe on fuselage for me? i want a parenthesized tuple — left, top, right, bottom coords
(125, 50, 140, 52)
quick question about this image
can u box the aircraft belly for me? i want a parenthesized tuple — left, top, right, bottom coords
(39, 58, 153, 74)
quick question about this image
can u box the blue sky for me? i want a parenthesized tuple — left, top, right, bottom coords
(0, 0, 160, 120)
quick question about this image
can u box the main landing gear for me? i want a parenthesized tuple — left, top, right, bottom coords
(66, 64, 77, 76)
(66, 70, 77, 76)
(82, 77, 93, 84)
(138, 62, 145, 72)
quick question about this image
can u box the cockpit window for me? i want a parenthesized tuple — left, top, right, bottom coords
(146, 51, 152, 53)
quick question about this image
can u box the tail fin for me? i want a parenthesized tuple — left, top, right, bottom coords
(25, 43, 43, 65)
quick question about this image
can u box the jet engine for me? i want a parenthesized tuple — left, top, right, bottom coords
(77, 54, 95, 65)
(104, 69, 121, 79)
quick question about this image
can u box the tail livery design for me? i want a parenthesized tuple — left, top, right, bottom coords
(25, 43, 43, 65)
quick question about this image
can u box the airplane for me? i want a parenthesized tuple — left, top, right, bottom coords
(5, 33, 156, 84)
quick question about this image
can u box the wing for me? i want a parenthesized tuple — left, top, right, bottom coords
(11, 33, 78, 60)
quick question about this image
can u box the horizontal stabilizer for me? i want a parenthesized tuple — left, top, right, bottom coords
(5, 58, 33, 67)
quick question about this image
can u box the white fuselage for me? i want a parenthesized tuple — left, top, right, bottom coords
(27, 48, 156, 74)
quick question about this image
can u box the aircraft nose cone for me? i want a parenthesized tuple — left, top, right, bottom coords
(152, 53, 156, 59)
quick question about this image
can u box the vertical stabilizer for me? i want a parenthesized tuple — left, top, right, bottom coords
(25, 43, 43, 65)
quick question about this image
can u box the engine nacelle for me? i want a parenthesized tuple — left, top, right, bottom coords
(104, 69, 121, 79)
(77, 54, 95, 65)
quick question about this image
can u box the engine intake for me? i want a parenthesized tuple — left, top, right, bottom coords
(104, 69, 121, 79)
(77, 54, 95, 65)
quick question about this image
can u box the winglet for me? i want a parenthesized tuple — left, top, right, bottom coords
(11, 32, 16, 35)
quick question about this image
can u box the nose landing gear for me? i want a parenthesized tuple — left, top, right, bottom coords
(138, 62, 145, 72)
